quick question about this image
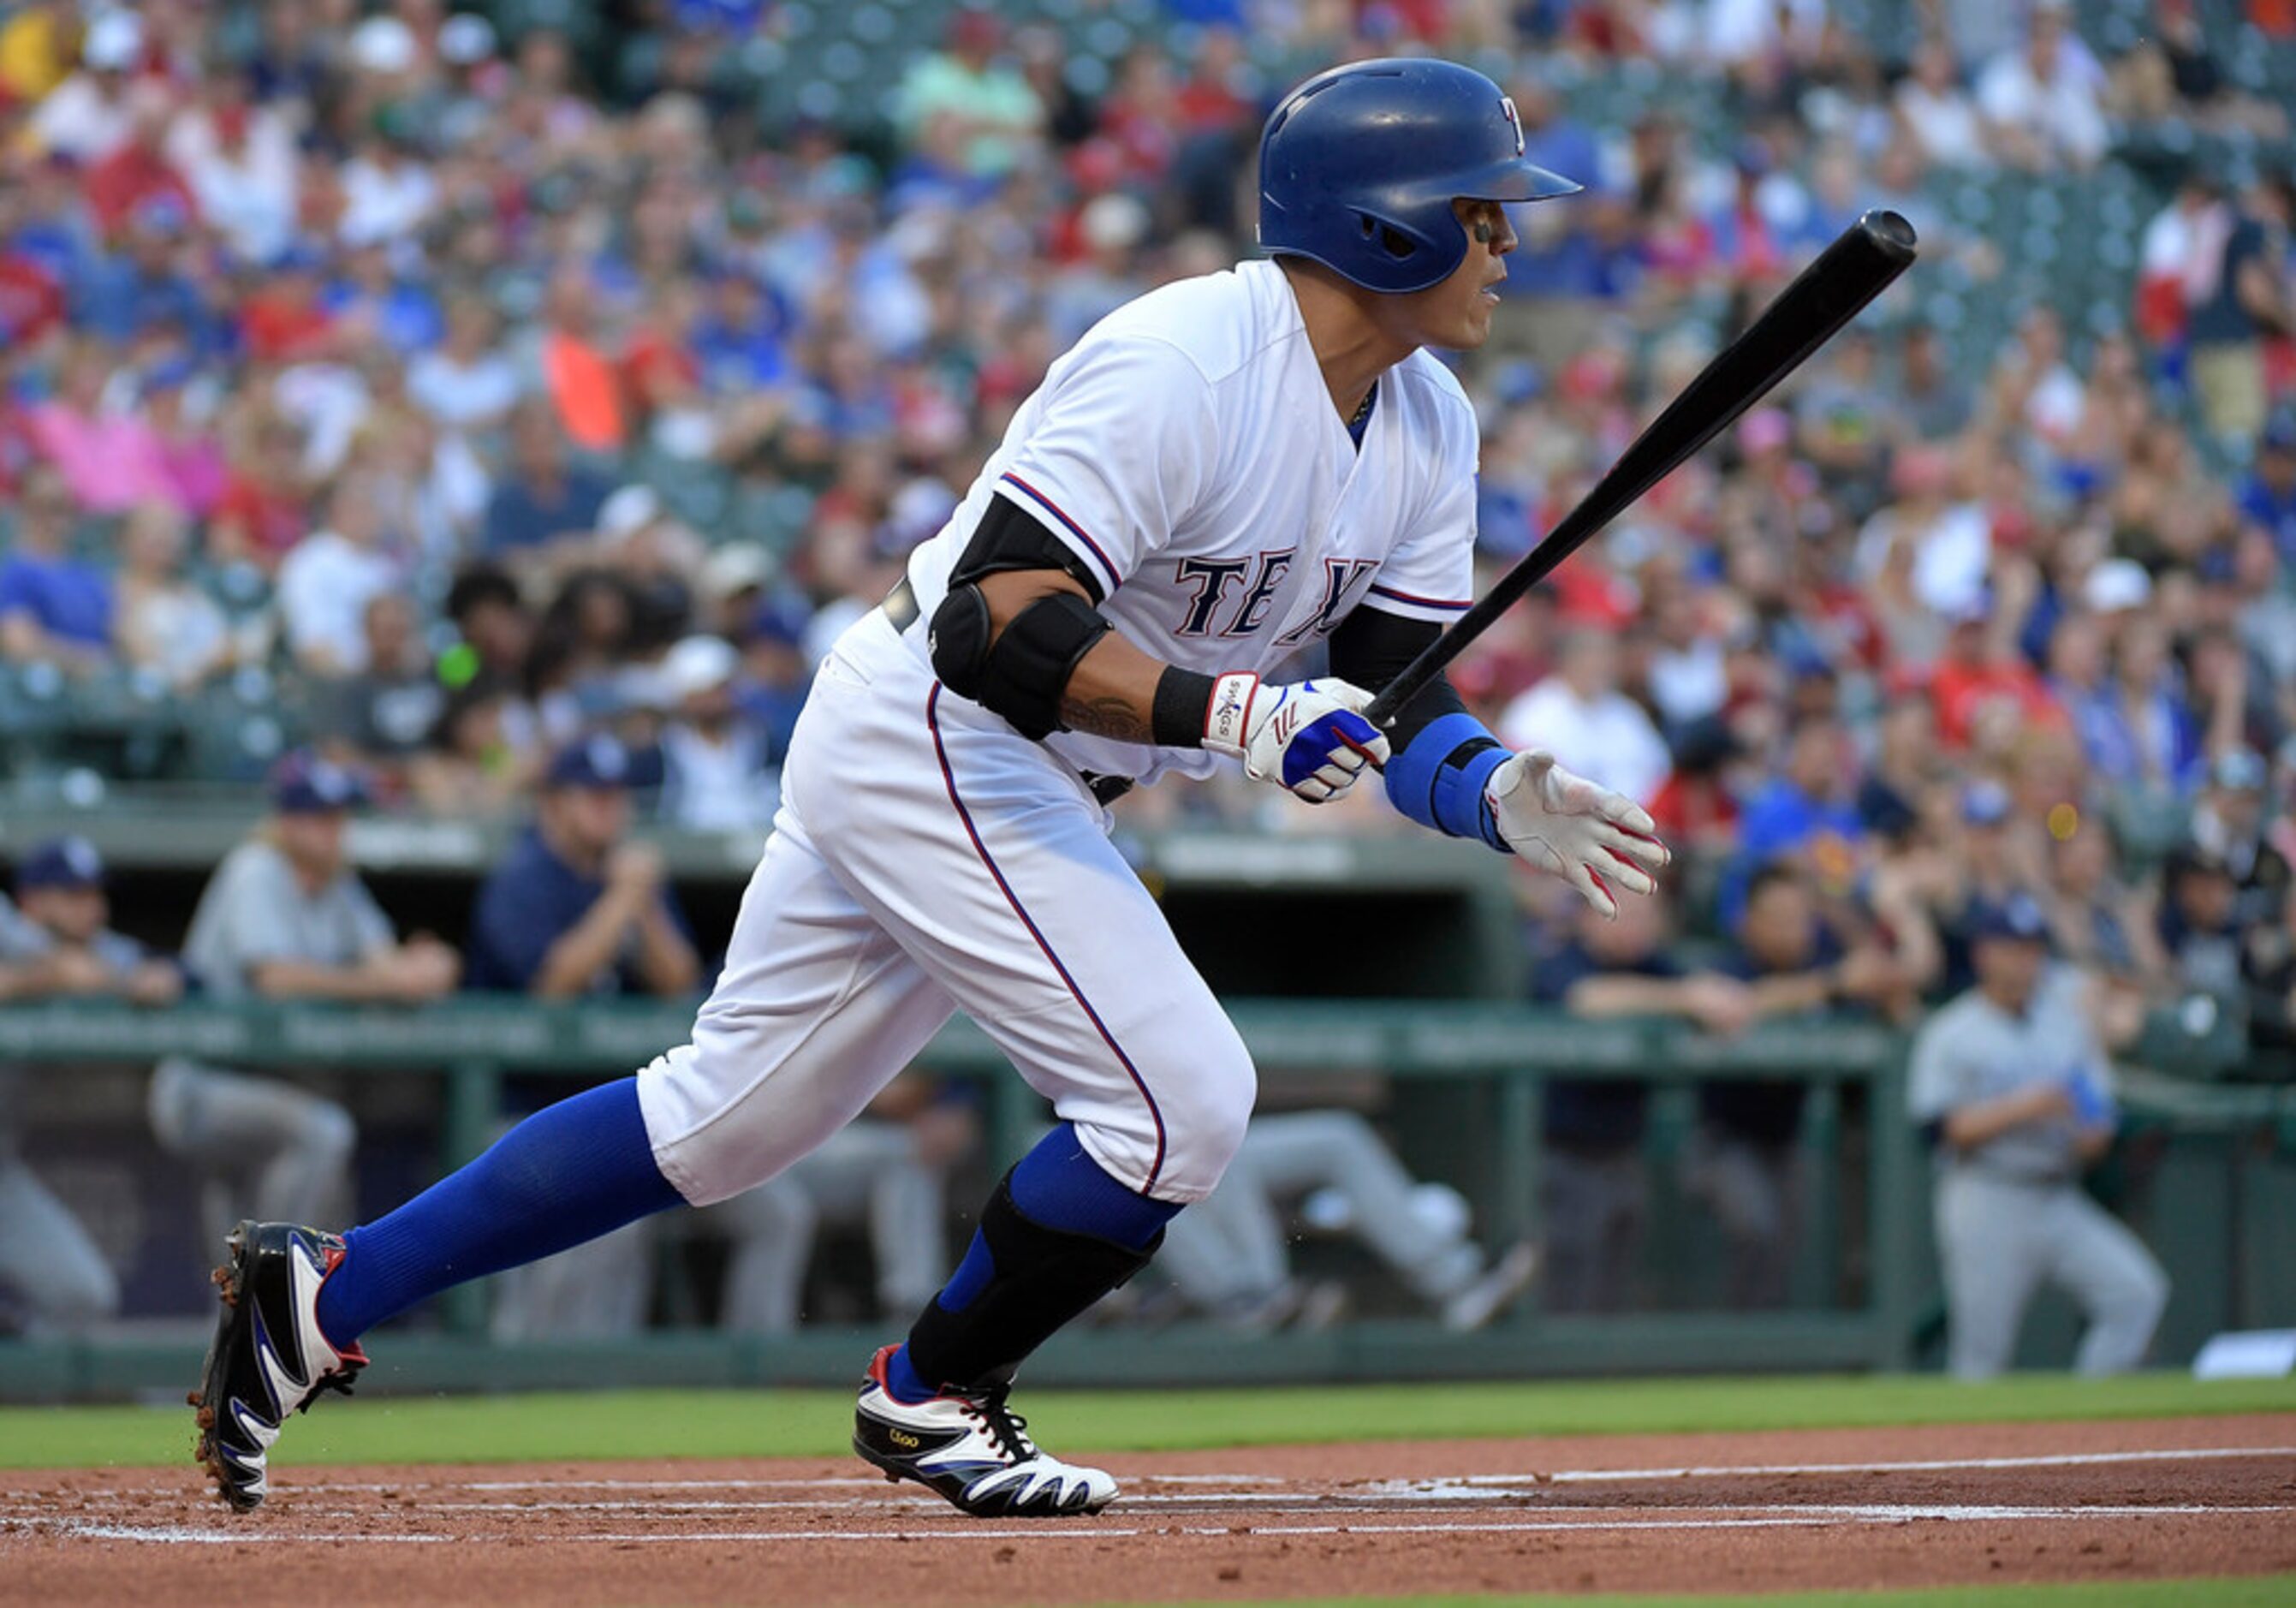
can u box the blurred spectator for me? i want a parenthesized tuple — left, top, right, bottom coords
(0, 837, 181, 1331)
(1895, 38, 1987, 170)
(657, 634, 778, 835)
(1156, 1112, 1540, 1332)
(465, 736, 699, 999)
(408, 677, 536, 819)
(1690, 863, 1920, 1307)
(164, 64, 300, 265)
(703, 1075, 975, 1334)
(483, 402, 613, 565)
(2040, 817, 2170, 992)
(1499, 628, 1672, 807)
(316, 593, 446, 783)
(2156, 843, 2248, 1007)
(1975, 0, 2109, 171)
(895, 9, 1044, 186)
(163, 754, 460, 1243)
(113, 500, 231, 689)
(2235, 408, 2296, 563)
(207, 404, 315, 571)
(443, 564, 536, 689)
(1897, 323, 1977, 444)
(25, 9, 143, 163)
(277, 477, 403, 676)
(1908, 895, 2166, 1379)
(87, 80, 193, 235)
(0, 464, 111, 672)
(1533, 889, 1754, 1313)
(2184, 176, 2294, 447)
(1729, 711, 1867, 921)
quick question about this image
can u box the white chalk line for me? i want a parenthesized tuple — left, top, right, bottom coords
(1442, 1444, 2296, 1487)
(12, 1443, 2283, 1507)
(14, 1502, 2292, 1549)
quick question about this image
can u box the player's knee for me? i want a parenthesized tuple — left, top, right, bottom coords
(1163, 1038, 1258, 1200)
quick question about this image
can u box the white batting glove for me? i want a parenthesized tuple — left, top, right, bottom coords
(1488, 749, 1670, 918)
(1201, 673, 1391, 803)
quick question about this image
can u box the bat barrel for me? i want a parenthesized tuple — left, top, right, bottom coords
(1363, 210, 1918, 728)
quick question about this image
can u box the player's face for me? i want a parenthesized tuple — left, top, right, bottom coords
(1386, 199, 1517, 351)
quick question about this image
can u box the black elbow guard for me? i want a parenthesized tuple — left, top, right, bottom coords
(931, 582, 1112, 741)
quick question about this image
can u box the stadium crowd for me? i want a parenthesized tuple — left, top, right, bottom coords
(1, 0, 2293, 1355)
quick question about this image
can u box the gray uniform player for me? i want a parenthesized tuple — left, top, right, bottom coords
(165, 754, 460, 1246)
(0, 838, 180, 1330)
(1907, 895, 2169, 1379)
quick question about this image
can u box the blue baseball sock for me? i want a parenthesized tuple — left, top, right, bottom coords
(314, 1078, 686, 1348)
(884, 1123, 1177, 1405)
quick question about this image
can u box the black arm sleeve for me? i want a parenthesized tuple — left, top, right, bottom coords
(949, 492, 1107, 604)
(1327, 606, 1467, 751)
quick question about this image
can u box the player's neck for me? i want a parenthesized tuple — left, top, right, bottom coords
(1278, 259, 1415, 425)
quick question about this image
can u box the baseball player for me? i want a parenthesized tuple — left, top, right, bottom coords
(191, 59, 1668, 1517)
(1907, 895, 2168, 1379)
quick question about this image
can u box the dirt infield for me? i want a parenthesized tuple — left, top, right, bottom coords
(3, 1414, 2292, 1605)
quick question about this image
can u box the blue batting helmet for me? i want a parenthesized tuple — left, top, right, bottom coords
(1258, 58, 1580, 295)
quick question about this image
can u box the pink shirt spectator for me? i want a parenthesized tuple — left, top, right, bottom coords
(27, 402, 179, 514)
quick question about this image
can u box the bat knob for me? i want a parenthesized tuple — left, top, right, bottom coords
(1858, 209, 1918, 260)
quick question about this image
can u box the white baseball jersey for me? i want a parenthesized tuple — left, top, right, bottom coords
(638, 259, 1483, 1211)
(905, 258, 1481, 785)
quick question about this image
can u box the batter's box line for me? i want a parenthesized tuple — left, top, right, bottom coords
(21, 1502, 2294, 1547)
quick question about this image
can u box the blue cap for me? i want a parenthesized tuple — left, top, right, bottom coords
(545, 733, 633, 791)
(15, 835, 105, 891)
(1968, 893, 2049, 946)
(1961, 779, 2012, 826)
(271, 751, 369, 814)
(746, 589, 812, 649)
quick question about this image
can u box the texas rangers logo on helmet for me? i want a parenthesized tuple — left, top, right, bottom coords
(1500, 93, 1524, 157)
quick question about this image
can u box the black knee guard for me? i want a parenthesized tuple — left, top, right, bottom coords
(904, 1173, 1160, 1391)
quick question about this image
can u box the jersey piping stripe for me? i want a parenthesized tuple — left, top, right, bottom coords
(1367, 582, 1472, 611)
(925, 681, 1169, 1192)
(998, 473, 1121, 594)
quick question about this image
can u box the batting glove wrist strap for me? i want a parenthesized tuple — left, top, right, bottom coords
(1383, 710, 1512, 849)
(1151, 666, 1221, 747)
(1201, 675, 1390, 803)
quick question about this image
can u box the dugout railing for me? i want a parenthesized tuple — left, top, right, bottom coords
(3, 998, 2288, 1403)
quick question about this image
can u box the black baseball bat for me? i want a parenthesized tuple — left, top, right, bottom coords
(1365, 208, 1918, 727)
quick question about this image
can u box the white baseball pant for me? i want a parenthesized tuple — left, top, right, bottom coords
(636, 609, 1256, 1209)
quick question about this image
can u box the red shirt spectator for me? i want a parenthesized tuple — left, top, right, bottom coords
(0, 250, 64, 345)
(87, 140, 195, 235)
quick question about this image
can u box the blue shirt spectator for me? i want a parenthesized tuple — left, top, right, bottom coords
(2235, 411, 2296, 563)
(484, 405, 614, 557)
(466, 736, 701, 998)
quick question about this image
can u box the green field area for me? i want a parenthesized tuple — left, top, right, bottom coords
(0, 1371, 2287, 1471)
(1172, 1584, 2296, 1608)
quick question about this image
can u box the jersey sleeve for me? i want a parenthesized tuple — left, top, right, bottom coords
(1905, 1015, 1972, 1125)
(992, 336, 1216, 597)
(1365, 387, 1478, 625)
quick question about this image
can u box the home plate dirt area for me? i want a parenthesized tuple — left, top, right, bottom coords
(4, 1415, 2293, 1605)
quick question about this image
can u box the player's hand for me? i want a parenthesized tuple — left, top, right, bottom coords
(1487, 749, 1668, 919)
(607, 843, 666, 895)
(1201, 674, 1389, 803)
(124, 959, 184, 1008)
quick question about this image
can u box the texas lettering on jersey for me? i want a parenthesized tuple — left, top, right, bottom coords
(897, 259, 1479, 785)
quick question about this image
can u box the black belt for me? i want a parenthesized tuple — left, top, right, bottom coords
(880, 575, 1132, 807)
